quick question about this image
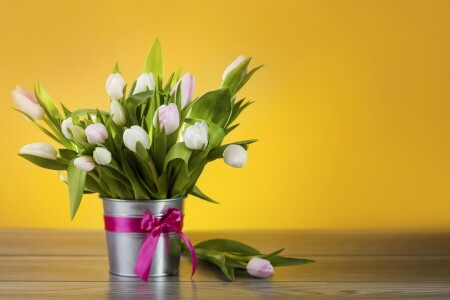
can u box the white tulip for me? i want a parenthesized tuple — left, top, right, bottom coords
(19, 143, 57, 160)
(11, 85, 45, 120)
(222, 55, 247, 80)
(223, 145, 247, 168)
(93, 147, 112, 165)
(74, 156, 95, 172)
(183, 121, 208, 150)
(106, 73, 126, 99)
(123, 125, 150, 153)
(109, 100, 126, 126)
(85, 123, 108, 144)
(61, 117, 73, 139)
(246, 258, 274, 278)
(133, 73, 155, 95)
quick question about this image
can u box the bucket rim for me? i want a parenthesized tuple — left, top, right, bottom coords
(100, 196, 185, 203)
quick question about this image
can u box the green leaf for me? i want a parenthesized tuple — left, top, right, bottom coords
(235, 65, 263, 94)
(119, 150, 150, 199)
(164, 143, 192, 171)
(35, 82, 61, 119)
(98, 166, 132, 190)
(67, 160, 87, 220)
(189, 88, 232, 128)
(112, 61, 120, 74)
(133, 142, 159, 195)
(223, 262, 235, 281)
(135, 141, 150, 160)
(97, 167, 128, 199)
(224, 123, 239, 134)
(125, 90, 152, 125)
(226, 99, 254, 129)
(153, 129, 166, 173)
(72, 109, 109, 117)
(144, 39, 163, 80)
(170, 162, 190, 197)
(208, 123, 226, 149)
(59, 149, 78, 161)
(270, 256, 315, 267)
(194, 248, 235, 281)
(195, 239, 260, 255)
(163, 72, 175, 93)
(19, 154, 67, 170)
(260, 248, 285, 260)
(60, 103, 72, 117)
(85, 173, 106, 195)
(190, 185, 219, 204)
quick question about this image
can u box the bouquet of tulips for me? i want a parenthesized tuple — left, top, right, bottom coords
(13, 40, 313, 280)
(13, 40, 259, 219)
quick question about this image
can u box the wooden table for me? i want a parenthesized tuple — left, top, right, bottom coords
(0, 229, 449, 299)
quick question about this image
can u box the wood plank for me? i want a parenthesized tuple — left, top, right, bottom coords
(0, 255, 449, 282)
(1, 229, 449, 256)
(0, 281, 449, 299)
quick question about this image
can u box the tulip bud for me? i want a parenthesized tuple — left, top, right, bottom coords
(85, 123, 108, 144)
(12, 85, 45, 120)
(106, 73, 126, 100)
(109, 100, 126, 126)
(93, 147, 112, 165)
(19, 143, 57, 160)
(69, 125, 86, 141)
(183, 121, 208, 150)
(153, 103, 180, 135)
(61, 117, 73, 139)
(170, 73, 195, 109)
(133, 73, 155, 95)
(223, 144, 247, 168)
(74, 155, 95, 172)
(222, 55, 247, 80)
(123, 125, 150, 153)
(246, 258, 274, 278)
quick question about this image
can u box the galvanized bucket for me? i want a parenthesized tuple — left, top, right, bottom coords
(101, 197, 185, 277)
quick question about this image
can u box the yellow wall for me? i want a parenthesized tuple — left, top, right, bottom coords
(1, 0, 449, 230)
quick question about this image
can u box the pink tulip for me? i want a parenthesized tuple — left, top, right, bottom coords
(12, 85, 45, 120)
(153, 103, 180, 135)
(74, 156, 95, 172)
(85, 123, 108, 144)
(246, 258, 274, 278)
(170, 73, 195, 109)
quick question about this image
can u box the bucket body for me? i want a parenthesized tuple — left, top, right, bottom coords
(101, 197, 184, 277)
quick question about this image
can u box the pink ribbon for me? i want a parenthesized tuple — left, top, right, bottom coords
(104, 208, 197, 281)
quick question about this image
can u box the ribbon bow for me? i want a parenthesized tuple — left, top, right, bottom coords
(134, 208, 197, 281)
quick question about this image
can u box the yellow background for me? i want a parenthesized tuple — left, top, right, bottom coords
(1, 0, 449, 230)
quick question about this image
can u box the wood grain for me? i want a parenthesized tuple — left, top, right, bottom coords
(1, 282, 449, 299)
(0, 229, 449, 298)
(1, 229, 449, 255)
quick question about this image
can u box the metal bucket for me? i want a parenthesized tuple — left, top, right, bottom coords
(101, 197, 185, 277)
